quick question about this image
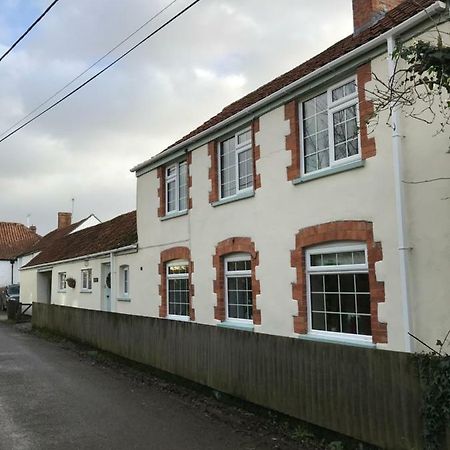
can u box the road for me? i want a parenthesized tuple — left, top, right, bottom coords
(0, 321, 283, 450)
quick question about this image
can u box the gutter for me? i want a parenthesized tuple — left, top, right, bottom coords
(20, 244, 138, 271)
(131, 1, 447, 174)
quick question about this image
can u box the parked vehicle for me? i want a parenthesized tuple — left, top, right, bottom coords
(5, 284, 20, 302)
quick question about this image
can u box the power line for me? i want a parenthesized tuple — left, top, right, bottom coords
(0, 0, 179, 139)
(0, 0, 61, 63)
(0, 0, 202, 145)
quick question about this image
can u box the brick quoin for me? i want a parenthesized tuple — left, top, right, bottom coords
(285, 100, 301, 181)
(291, 221, 387, 344)
(357, 63, 377, 160)
(157, 156, 193, 218)
(159, 246, 195, 321)
(212, 237, 261, 325)
(208, 119, 262, 204)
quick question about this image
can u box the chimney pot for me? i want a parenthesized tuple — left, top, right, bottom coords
(58, 212, 72, 229)
(29, 225, 37, 233)
(353, 0, 403, 34)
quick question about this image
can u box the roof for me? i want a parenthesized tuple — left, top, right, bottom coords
(23, 211, 137, 268)
(0, 223, 41, 260)
(132, 0, 437, 171)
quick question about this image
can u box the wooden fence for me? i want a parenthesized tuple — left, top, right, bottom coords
(32, 303, 434, 449)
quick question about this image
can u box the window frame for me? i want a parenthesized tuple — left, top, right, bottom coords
(166, 259, 190, 321)
(306, 242, 371, 343)
(224, 253, 253, 324)
(58, 272, 67, 291)
(80, 268, 92, 292)
(217, 127, 253, 200)
(165, 159, 188, 215)
(300, 76, 360, 177)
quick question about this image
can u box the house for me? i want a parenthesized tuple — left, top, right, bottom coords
(22, 0, 449, 354)
(0, 222, 40, 288)
(20, 211, 137, 313)
(129, 0, 449, 353)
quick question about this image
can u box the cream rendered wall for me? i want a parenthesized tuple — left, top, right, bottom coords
(0, 261, 12, 287)
(136, 85, 410, 350)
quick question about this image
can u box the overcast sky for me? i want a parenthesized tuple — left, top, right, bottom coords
(0, 0, 352, 234)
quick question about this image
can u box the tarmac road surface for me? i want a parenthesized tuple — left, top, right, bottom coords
(0, 321, 278, 450)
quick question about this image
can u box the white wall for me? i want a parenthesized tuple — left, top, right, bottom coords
(0, 261, 12, 288)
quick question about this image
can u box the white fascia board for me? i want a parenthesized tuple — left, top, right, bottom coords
(131, 1, 447, 176)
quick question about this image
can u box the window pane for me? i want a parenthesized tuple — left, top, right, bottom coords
(316, 93, 328, 112)
(305, 155, 317, 173)
(237, 130, 251, 145)
(326, 314, 341, 332)
(304, 135, 317, 156)
(325, 294, 339, 312)
(353, 251, 366, 264)
(310, 254, 322, 266)
(318, 151, 329, 169)
(304, 117, 316, 136)
(312, 312, 326, 330)
(358, 316, 371, 335)
(337, 252, 353, 265)
(227, 260, 251, 272)
(220, 137, 236, 198)
(168, 264, 188, 275)
(332, 86, 345, 102)
(303, 98, 316, 118)
(227, 275, 252, 320)
(311, 293, 325, 311)
(168, 277, 189, 317)
(341, 294, 356, 313)
(355, 273, 369, 292)
(310, 274, 324, 291)
(356, 294, 371, 314)
(322, 253, 337, 266)
(317, 130, 329, 151)
(178, 162, 188, 211)
(238, 148, 253, 190)
(334, 143, 347, 160)
(324, 274, 338, 291)
(167, 179, 176, 212)
(333, 105, 359, 161)
(317, 112, 328, 132)
(339, 274, 355, 292)
(342, 314, 357, 334)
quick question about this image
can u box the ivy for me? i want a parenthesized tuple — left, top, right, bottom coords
(416, 353, 450, 450)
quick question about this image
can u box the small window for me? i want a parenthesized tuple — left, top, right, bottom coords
(302, 78, 359, 174)
(219, 128, 253, 199)
(81, 269, 92, 291)
(58, 272, 67, 291)
(119, 265, 130, 297)
(166, 160, 188, 214)
(306, 243, 371, 340)
(166, 261, 189, 318)
(224, 254, 253, 322)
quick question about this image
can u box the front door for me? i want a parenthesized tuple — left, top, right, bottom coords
(101, 263, 111, 312)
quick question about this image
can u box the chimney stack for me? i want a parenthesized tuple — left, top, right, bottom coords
(58, 212, 72, 229)
(352, 0, 403, 34)
(29, 225, 37, 233)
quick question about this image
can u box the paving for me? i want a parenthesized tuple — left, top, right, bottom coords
(0, 318, 308, 450)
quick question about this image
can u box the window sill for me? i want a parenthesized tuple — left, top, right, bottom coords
(160, 210, 188, 221)
(167, 315, 190, 322)
(292, 160, 365, 185)
(57, 290, 66, 293)
(297, 333, 375, 349)
(212, 190, 254, 207)
(80, 290, 92, 294)
(117, 297, 131, 302)
(217, 321, 254, 332)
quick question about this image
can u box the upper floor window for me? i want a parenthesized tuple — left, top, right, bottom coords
(81, 268, 92, 292)
(219, 128, 253, 199)
(166, 160, 188, 214)
(224, 254, 253, 322)
(302, 78, 359, 174)
(306, 243, 371, 340)
(167, 261, 190, 318)
(58, 272, 66, 291)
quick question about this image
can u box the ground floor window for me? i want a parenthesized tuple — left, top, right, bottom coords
(167, 261, 189, 317)
(307, 243, 371, 339)
(81, 268, 92, 291)
(58, 272, 66, 291)
(225, 254, 253, 321)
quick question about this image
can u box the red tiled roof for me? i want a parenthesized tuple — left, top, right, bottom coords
(0, 223, 41, 260)
(153, 0, 435, 160)
(24, 211, 137, 267)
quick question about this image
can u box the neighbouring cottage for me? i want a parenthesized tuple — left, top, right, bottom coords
(22, 0, 450, 354)
(20, 211, 137, 314)
(0, 222, 40, 288)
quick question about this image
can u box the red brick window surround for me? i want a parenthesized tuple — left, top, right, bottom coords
(285, 64, 376, 181)
(290, 221, 387, 344)
(157, 153, 193, 218)
(208, 119, 261, 204)
(159, 246, 195, 321)
(213, 237, 261, 325)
